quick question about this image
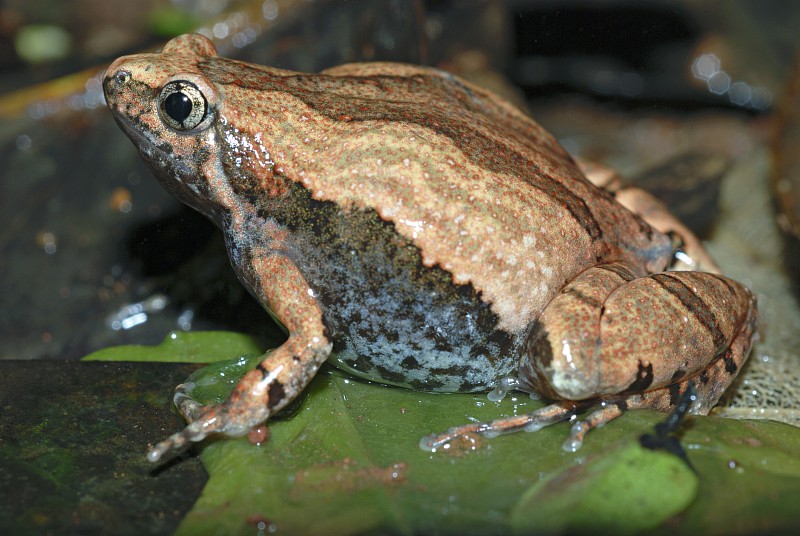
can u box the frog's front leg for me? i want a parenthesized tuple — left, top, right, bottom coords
(422, 263, 757, 452)
(148, 253, 332, 462)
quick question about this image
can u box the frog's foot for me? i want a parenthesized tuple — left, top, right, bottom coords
(558, 354, 749, 452)
(419, 400, 589, 452)
(147, 383, 269, 463)
(147, 385, 209, 461)
(418, 398, 633, 453)
(148, 398, 266, 463)
(422, 361, 740, 454)
(562, 379, 703, 452)
(561, 402, 626, 452)
(149, 318, 331, 463)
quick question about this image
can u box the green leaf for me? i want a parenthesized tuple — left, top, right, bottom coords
(81, 331, 262, 363)
(164, 356, 684, 534)
(651, 418, 800, 535)
(510, 441, 698, 535)
(175, 366, 570, 536)
(87, 331, 800, 534)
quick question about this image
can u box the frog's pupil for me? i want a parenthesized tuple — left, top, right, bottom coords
(164, 92, 193, 123)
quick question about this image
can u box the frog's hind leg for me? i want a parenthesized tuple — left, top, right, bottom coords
(422, 262, 757, 452)
(561, 334, 752, 453)
(522, 262, 755, 448)
(523, 263, 756, 399)
(419, 399, 589, 452)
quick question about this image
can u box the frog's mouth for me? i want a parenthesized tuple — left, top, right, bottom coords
(111, 113, 215, 218)
(109, 110, 190, 178)
(110, 114, 172, 165)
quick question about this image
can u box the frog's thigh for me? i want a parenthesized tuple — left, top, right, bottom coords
(523, 264, 756, 404)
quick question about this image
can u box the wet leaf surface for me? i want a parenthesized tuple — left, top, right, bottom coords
(82, 330, 264, 363)
(510, 441, 698, 536)
(84, 332, 800, 535)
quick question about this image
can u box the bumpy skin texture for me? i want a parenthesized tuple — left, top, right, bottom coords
(102, 34, 758, 460)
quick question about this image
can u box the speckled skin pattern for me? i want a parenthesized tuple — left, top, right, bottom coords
(103, 34, 758, 460)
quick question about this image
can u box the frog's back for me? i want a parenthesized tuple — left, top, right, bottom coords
(209, 57, 671, 336)
(207, 59, 674, 393)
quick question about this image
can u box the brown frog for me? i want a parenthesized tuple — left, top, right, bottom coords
(102, 34, 757, 462)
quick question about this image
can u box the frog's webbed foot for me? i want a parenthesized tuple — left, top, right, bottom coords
(419, 400, 588, 452)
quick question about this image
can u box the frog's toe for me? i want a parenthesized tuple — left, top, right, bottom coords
(420, 401, 579, 452)
(148, 401, 259, 462)
(147, 433, 185, 463)
(173, 385, 205, 420)
(147, 422, 204, 463)
(486, 376, 523, 403)
(419, 433, 442, 452)
(561, 403, 624, 452)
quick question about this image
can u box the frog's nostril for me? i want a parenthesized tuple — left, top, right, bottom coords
(114, 70, 131, 85)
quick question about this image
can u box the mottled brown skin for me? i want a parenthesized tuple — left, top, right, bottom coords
(102, 34, 758, 461)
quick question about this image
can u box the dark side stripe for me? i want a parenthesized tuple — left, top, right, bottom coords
(652, 273, 726, 350)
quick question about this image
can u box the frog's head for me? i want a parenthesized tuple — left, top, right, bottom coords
(103, 34, 227, 220)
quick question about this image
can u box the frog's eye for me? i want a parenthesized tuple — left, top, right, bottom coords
(158, 80, 208, 131)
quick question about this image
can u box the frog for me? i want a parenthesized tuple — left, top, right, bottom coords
(102, 34, 758, 462)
